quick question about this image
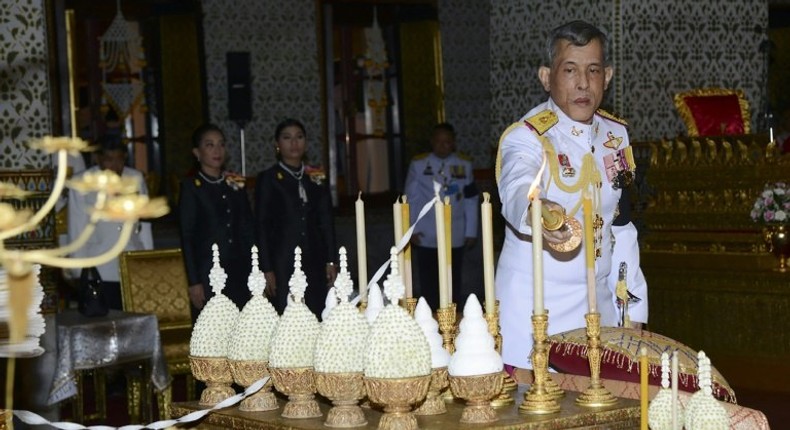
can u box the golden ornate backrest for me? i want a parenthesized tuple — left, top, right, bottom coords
(120, 248, 191, 331)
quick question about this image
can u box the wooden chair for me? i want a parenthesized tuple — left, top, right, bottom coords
(120, 248, 195, 419)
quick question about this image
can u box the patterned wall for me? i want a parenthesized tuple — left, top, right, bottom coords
(201, 0, 323, 175)
(0, 0, 52, 169)
(490, 0, 767, 142)
(438, 0, 493, 169)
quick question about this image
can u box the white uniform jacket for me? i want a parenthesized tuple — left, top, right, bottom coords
(67, 166, 154, 282)
(404, 152, 479, 248)
(496, 98, 648, 369)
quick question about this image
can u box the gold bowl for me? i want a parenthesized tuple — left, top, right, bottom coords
(269, 366, 322, 419)
(189, 356, 235, 406)
(449, 372, 503, 424)
(228, 359, 277, 412)
(364, 375, 430, 430)
(414, 367, 449, 416)
(315, 372, 367, 428)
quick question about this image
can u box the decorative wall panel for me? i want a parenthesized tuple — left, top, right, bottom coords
(438, 0, 492, 169)
(201, 0, 323, 175)
(490, 0, 767, 142)
(0, 0, 52, 169)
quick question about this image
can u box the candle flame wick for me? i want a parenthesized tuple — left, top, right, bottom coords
(528, 151, 548, 201)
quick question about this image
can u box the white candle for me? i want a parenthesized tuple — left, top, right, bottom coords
(435, 196, 449, 308)
(671, 351, 679, 430)
(444, 196, 452, 305)
(356, 193, 368, 300)
(530, 193, 544, 315)
(393, 196, 406, 297)
(770, 127, 774, 143)
(481, 192, 496, 315)
(401, 196, 412, 297)
(583, 193, 597, 313)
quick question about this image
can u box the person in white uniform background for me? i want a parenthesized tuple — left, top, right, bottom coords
(405, 123, 479, 310)
(67, 137, 153, 309)
(496, 20, 647, 371)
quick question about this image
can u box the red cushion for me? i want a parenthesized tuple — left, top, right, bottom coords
(548, 327, 737, 403)
(682, 94, 745, 136)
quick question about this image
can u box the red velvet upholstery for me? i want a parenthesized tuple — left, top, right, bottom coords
(674, 88, 751, 137)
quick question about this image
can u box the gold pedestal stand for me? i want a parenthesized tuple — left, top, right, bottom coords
(358, 300, 367, 312)
(399, 297, 418, 316)
(485, 302, 515, 407)
(437, 303, 457, 401)
(575, 312, 618, 408)
(519, 313, 562, 414)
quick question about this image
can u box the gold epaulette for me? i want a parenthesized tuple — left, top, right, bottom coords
(524, 109, 559, 135)
(412, 152, 430, 161)
(596, 109, 628, 126)
(457, 152, 471, 161)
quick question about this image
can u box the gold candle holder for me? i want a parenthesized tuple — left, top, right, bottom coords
(575, 312, 618, 408)
(399, 297, 418, 317)
(437, 303, 457, 401)
(485, 303, 515, 407)
(358, 300, 367, 312)
(519, 313, 561, 414)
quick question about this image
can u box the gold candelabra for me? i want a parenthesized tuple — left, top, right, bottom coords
(399, 297, 418, 317)
(1, 137, 169, 414)
(575, 312, 618, 408)
(436, 303, 456, 401)
(484, 301, 516, 407)
(519, 312, 562, 414)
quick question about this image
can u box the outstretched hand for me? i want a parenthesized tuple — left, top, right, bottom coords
(264, 271, 276, 297)
(188, 284, 206, 310)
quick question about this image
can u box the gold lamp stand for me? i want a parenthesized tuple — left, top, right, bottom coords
(437, 303, 456, 401)
(485, 301, 516, 407)
(399, 297, 418, 316)
(575, 312, 618, 408)
(519, 312, 562, 414)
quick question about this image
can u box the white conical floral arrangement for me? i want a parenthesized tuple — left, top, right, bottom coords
(228, 246, 279, 361)
(364, 247, 431, 379)
(190, 244, 240, 357)
(414, 297, 449, 369)
(685, 352, 728, 430)
(648, 352, 683, 430)
(269, 247, 320, 368)
(448, 294, 503, 377)
(364, 281, 384, 325)
(315, 247, 369, 373)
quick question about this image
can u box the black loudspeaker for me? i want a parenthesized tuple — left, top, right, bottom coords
(227, 52, 252, 123)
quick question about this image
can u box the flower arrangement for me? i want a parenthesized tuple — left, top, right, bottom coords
(751, 182, 790, 224)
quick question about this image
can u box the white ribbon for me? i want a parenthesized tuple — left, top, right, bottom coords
(14, 376, 269, 430)
(352, 182, 442, 305)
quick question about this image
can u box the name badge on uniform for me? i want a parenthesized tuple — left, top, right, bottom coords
(423, 163, 433, 175)
(558, 153, 575, 177)
(603, 147, 636, 189)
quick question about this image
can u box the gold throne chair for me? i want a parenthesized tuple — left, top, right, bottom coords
(120, 248, 195, 418)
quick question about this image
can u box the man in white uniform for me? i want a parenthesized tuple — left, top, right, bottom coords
(496, 20, 647, 370)
(68, 137, 153, 309)
(405, 123, 479, 309)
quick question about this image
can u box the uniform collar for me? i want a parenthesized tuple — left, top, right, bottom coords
(548, 98, 601, 148)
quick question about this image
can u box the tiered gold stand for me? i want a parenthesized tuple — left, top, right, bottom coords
(436, 303, 457, 402)
(189, 356, 235, 406)
(519, 313, 562, 414)
(269, 366, 323, 419)
(449, 372, 503, 424)
(575, 312, 618, 408)
(414, 366, 449, 415)
(228, 359, 277, 412)
(364, 375, 430, 430)
(315, 372, 367, 428)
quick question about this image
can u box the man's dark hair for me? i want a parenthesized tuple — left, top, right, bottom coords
(433, 122, 456, 138)
(544, 20, 610, 67)
(96, 135, 127, 155)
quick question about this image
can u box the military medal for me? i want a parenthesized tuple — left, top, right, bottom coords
(558, 153, 575, 177)
(423, 163, 433, 175)
(603, 147, 636, 190)
(571, 126, 583, 137)
(603, 131, 624, 150)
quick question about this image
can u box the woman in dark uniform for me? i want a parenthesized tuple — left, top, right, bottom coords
(179, 124, 254, 316)
(255, 118, 337, 317)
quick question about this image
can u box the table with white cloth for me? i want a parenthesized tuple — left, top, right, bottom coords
(48, 309, 171, 422)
